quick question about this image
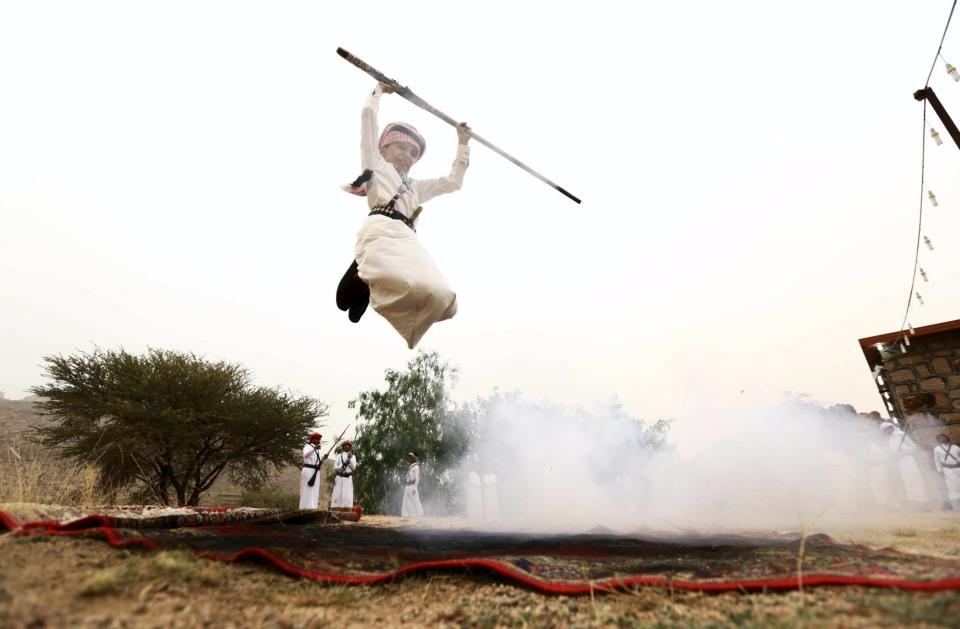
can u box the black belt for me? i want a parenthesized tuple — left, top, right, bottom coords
(303, 464, 322, 470)
(369, 206, 416, 231)
(337, 472, 353, 478)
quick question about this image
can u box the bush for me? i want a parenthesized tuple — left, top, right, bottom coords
(238, 486, 299, 510)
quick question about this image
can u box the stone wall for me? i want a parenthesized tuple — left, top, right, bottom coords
(879, 328, 960, 445)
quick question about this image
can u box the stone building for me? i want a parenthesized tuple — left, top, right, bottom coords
(859, 317, 960, 447)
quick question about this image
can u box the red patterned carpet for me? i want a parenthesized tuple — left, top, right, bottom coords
(3, 507, 959, 595)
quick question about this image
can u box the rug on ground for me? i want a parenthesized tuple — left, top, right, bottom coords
(2, 505, 959, 595)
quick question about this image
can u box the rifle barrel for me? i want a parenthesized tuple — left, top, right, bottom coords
(336, 47, 581, 204)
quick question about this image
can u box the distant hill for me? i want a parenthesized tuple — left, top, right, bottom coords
(0, 399, 43, 440)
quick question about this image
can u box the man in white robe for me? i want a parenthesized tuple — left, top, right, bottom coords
(934, 433, 960, 510)
(465, 472, 483, 521)
(299, 433, 325, 510)
(336, 82, 472, 349)
(481, 473, 500, 521)
(331, 441, 358, 509)
(883, 421, 930, 506)
(867, 428, 899, 509)
(401, 452, 424, 517)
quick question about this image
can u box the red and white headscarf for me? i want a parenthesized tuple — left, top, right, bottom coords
(309, 432, 322, 443)
(342, 123, 427, 196)
(379, 122, 426, 160)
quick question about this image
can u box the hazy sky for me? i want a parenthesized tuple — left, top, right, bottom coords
(2, 1, 960, 440)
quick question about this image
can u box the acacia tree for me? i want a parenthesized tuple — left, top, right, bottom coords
(352, 351, 474, 514)
(32, 348, 327, 506)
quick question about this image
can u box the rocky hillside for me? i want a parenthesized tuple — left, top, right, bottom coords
(0, 398, 43, 441)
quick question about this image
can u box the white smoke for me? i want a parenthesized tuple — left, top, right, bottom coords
(457, 396, 917, 533)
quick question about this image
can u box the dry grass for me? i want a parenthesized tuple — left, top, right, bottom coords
(3, 528, 960, 627)
(0, 434, 109, 506)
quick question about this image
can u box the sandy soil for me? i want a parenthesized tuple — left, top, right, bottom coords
(2, 512, 960, 628)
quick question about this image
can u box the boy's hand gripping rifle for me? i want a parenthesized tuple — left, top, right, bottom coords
(337, 47, 581, 205)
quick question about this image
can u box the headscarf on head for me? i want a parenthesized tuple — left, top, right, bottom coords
(341, 440, 352, 450)
(379, 122, 426, 160)
(407, 452, 417, 463)
(341, 123, 427, 197)
(308, 432, 322, 443)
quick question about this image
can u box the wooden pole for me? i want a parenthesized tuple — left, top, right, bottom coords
(337, 47, 581, 204)
(915, 87, 960, 151)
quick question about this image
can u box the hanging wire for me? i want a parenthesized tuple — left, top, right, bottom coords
(926, 1, 959, 87)
(895, 104, 928, 349)
(895, 0, 960, 349)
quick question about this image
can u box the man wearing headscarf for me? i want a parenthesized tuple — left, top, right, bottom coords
(337, 81, 472, 349)
(331, 441, 358, 509)
(401, 452, 424, 517)
(299, 433, 325, 509)
(934, 433, 960, 510)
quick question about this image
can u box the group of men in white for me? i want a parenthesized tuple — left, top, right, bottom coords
(867, 421, 960, 511)
(298, 433, 425, 517)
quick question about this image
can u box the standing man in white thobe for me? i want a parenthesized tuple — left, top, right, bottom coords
(299, 433, 326, 510)
(465, 471, 483, 521)
(883, 421, 930, 506)
(401, 452, 424, 517)
(934, 433, 960, 510)
(867, 426, 899, 509)
(481, 473, 500, 521)
(331, 441, 358, 509)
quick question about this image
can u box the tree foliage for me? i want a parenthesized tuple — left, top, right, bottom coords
(352, 351, 473, 514)
(32, 348, 327, 506)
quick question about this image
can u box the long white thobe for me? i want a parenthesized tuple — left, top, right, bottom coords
(465, 472, 483, 520)
(934, 443, 960, 503)
(354, 84, 470, 349)
(331, 452, 358, 508)
(481, 473, 500, 521)
(889, 427, 929, 504)
(866, 442, 899, 509)
(299, 444, 323, 509)
(401, 462, 423, 517)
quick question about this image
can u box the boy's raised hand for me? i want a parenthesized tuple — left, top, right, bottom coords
(457, 122, 472, 145)
(378, 81, 401, 94)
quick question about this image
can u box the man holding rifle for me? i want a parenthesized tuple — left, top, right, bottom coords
(299, 432, 326, 509)
(331, 440, 358, 509)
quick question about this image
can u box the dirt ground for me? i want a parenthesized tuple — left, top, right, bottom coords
(2, 512, 960, 628)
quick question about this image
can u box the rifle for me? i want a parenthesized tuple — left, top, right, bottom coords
(307, 425, 351, 488)
(336, 47, 581, 205)
(325, 424, 351, 459)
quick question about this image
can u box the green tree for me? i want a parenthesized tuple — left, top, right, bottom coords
(352, 351, 474, 514)
(32, 348, 327, 506)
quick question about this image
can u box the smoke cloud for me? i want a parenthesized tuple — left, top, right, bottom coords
(456, 396, 919, 533)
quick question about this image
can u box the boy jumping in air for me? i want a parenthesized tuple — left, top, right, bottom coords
(337, 81, 471, 349)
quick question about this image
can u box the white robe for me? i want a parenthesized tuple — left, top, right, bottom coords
(889, 427, 929, 505)
(465, 472, 483, 521)
(481, 473, 500, 521)
(331, 452, 357, 508)
(401, 462, 423, 517)
(866, 442, 899, 509)
(934, 443, 960, 503)
(299, 444, 323, 509)
(354, 84, 470, 349)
